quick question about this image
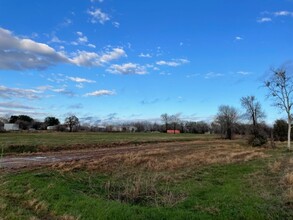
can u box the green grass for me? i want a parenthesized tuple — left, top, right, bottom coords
(1, 135, 292, 219)
(0, 132, 217, 154)
(1, 147, 292, 219)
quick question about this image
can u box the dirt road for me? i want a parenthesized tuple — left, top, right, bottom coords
(0, 141, 197, 171)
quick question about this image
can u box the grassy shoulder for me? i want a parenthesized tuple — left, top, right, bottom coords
(0, 132, 217, 155)
(1, 140, 292, 219)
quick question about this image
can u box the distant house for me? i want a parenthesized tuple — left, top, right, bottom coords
(107, 126, 137, 132)
(47, 126, 57, 131)
(167, 129, 180, 134)
(4, 123, 19, 131)
(112, 126, 123, 132)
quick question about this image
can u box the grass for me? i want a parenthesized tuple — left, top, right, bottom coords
(0, 132, 217, 154)
(0, 135, 292, 219)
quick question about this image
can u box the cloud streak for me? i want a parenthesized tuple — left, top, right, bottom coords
(85, 90, 115, 97)
(0, 85, 41, 99)
(156, 59, 189, 67)
(67, 77, 96, 83)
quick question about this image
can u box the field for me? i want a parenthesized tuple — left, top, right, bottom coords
(0, 132, 293, 219)
(0, 132, 214, 154)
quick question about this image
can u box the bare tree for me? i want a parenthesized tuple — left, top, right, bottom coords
(241, 96, 266, 127)
(65, 115, 80, 132)
(265, 68, 293, 150)
(161, 113, 170, 132)
(169, 114, 181, 134)
(216, 105, 239, 140)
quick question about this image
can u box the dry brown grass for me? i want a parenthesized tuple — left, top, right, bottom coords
(52, 141, 268, 173)
(59, 215, 79, 220)
(284, 172, 293, 186)
(268, 160, 282, 173)
(25, 199, 48, 214)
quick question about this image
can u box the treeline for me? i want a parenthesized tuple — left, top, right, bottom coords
(0, 113, 290, 142)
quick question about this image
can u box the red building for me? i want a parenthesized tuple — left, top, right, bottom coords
(167, 130, 180, 134)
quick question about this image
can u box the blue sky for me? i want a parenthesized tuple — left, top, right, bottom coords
(0, 0, 293, 125)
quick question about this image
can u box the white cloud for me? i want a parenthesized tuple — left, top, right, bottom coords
(71, 51, 100, 66)
(85, 90, 115, 96)
(0, 27, 126, 70)
(236, 71, 251, 75)
(87, 43, 96, 48)
(0, 27, 69, 70)
(70, 47, 125, 67)
(88, 8, 110, 24)
(235, 36, 243, 41)
(156, 59, 189, 67)
(107, 63, 147, 75)
(257, 17, 272, 23)
(274, 11, 293, 16)
(112, 21, 120, 28)
(204, 72, 224, 79)
(49, 35, 64, 44)
(0, 85, 41, 99)
(139, 53, 152, 58)
(99, 48, 126, 63)
(67, 77, 96, 83)
(52, 88, 75, 97)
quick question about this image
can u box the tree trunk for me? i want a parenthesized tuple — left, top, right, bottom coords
(287, 116, 292, 150)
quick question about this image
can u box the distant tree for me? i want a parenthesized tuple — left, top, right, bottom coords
(273, 119, 288, 142)
(65, 115, 79, 132)
(265, 67, 293, 150)
(9, 115, 19, 123)
(169, 114, 181, 134)
(185, 121, 198, 133)
(44, 116, 60, 127)
(161, 113, 170, 132)
(195, 121, 210, 134)
(31, 121, 44, 130)
(241, 96, 266, 127)
(0, 117, 8, 129)
(216, 105, 239, 140)
(241, 96, 267, 146)
(9, 115, 34, 130)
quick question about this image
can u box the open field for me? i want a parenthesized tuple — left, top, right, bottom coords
(0, 132, 217, 155)
(0, 133, 293, 219)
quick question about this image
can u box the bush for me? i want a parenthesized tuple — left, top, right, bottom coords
(248, 128, 268, 147)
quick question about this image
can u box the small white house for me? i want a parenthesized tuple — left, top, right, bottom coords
(4, 123, 19, 131)
(47, 126, 57, 131)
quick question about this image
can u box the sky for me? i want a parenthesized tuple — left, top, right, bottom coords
(0, 0, 293, 125)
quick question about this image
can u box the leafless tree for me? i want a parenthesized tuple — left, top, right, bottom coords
(241, 96, 266, 127)
(265, 67, 293, 150)
(216, 105, 239, 140)
(169, 114, 181, 134)
(65, 115, 80, 132)
(161, 113, 170, 132)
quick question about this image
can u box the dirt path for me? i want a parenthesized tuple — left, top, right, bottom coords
(0, 141, 202, 171)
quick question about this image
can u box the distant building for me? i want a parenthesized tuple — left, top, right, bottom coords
(167, 129, 180, 134)
(112, 126, 123, 132)
(4, 123, 19, 131)
(107, 126, 137, 132)
(47, 126, 57, 131)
